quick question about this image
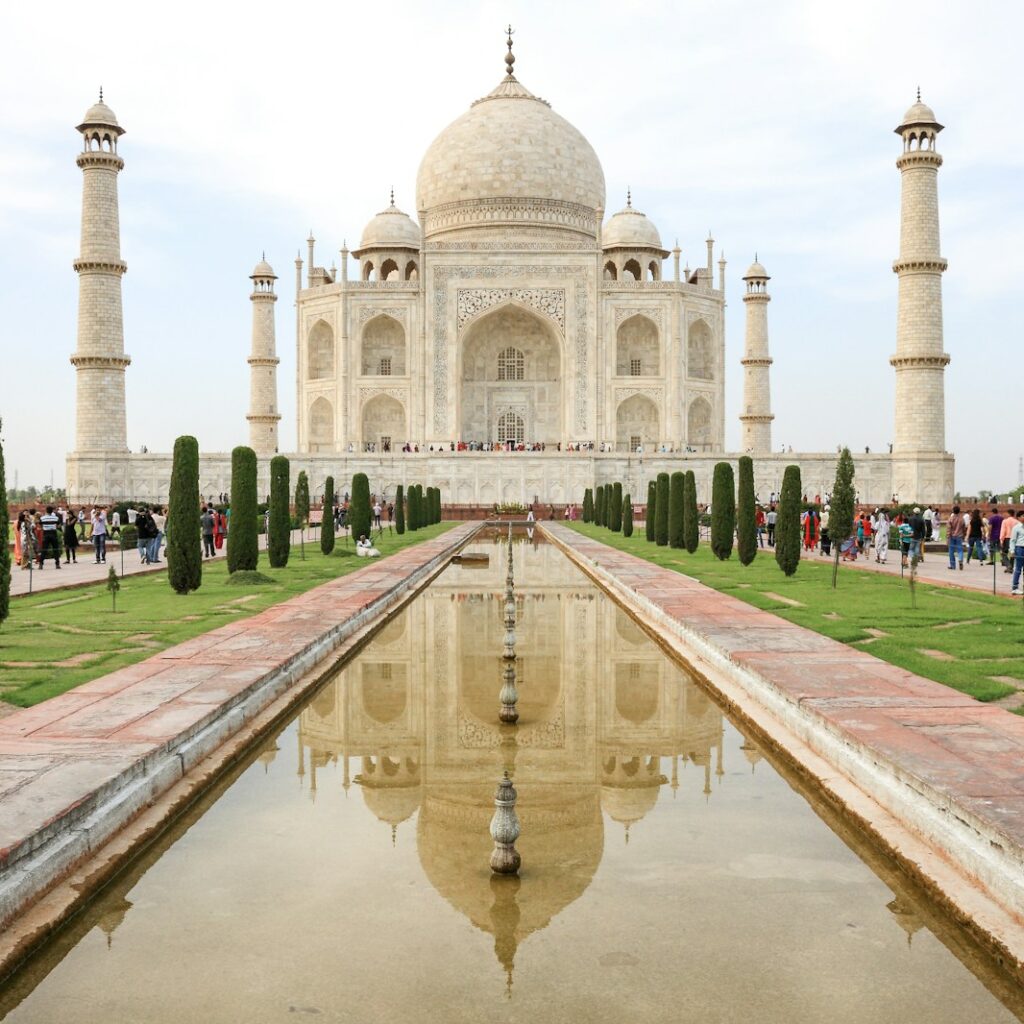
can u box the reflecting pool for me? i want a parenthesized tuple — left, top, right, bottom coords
(2, 531, 1021, 1022)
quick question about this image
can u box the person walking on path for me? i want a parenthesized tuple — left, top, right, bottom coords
(109, 508, 121, 539)
(909, 507, 926, 564)
(13, 511, 24, 568)
(874, 509, 890, 564)
(373, 501, 382, 529)
(755, 506, 766, 548)
(135, 507, 153, 563)
(201, 505, 216, 558)
(987, 507, 1004, 566)
(1000, 509, 1016, 573)
(90, 507, 108, 564)
(947, 505, 965, 570)
(63, 513, 79, 564)
(38, 506, 61, 570)
(766, 506, 777, 547)
(76, 507, 87, 540)
(966, 509, 986, 566)
(149, 507, 166, 564)
(1011, 510, 1024, 596)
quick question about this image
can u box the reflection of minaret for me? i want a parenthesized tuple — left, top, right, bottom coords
(489, 875, 521, 998)
(256, 740, 279, 773)
(886, 895, 925, 947)
(96, 895, 133, 949)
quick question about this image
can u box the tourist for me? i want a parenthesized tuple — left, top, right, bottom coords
(766, 506, 777, 546)
(820, 505, 831, 556)
(214, 508, 226, 551)
(63, 513, 79, 564)
(387, 502, 394, 525)
(13, 511, 25, 569)
(38, 506, 61, 570)
(149, 506, 166, 563)
(898, 516, 913, 568)
(201, 505, 216, 558)
(1011, 511, 1024, 595)
(19, 512, 37, 569)
(373, 501, 382, 528)
(909, 507, 926, 564)
(874, 509, 890, 564)
(526, 506, 536, 523)
(91, 507, 108, 564)
(1000, 509, 1016, 573)
(802, 506, 819, 551)
(356, 534, 380, 558)
(947, 504, 965, 570)
(109, 507, 122, 538)
(126, 504, 137, 525)
(76, 507, 87, 540)
(922, 505, 935, 540)
(987, 507, 1004, 566)
(755, 505, 766, 547)
(855, 515, 866, 555)
(966, 509, 985, 565)
(135, 507, 153, 563)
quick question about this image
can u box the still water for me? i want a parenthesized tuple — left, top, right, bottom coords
(2, 531, 1021, 1022)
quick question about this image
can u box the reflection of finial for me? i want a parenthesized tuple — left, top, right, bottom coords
(505, 25, 516, 77)
(391, 823, 397, 847)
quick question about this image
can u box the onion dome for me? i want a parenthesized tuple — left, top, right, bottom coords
(896, 89, 942, 132)
(353, 194, 421, 255)
(743, 258, 769, 281)
(602, 193, 665, 253)
(251, 255, 276, 279)
(77, 90, 124, 135)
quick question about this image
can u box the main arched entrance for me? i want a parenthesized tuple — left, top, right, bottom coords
(459, 305, 562, 445)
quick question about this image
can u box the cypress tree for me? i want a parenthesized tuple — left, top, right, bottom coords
(423, 486, 432, 526)
(655, 473, 670, 546)
(775, 465, 803, 577)
(321, 475, 335, 555)
(668, 471, 685, 549)
(829, 447, 856, 588)
(395, 484, 405, 534)
(295, 471, 310, 530)
(683, 470, 699, 553)
(411, 485, 421, 531)
(710, 462, 736, 560)
(645, 480, 657, 542)
(414, 484, 424, 530)
(610, 482, 623, 532)
(167, 435, 202, 593)
(595, 485, 606, 527)
(737, 456, 757, 566)
(268, 455, 291, 568)
(350, 472, 372, 540)
(228, 445, 259, 573)
(582, 487, 593, 523)
(432, 486, 441, 524)
(0, 423, 9, 628)
(622, 493, 634, 538)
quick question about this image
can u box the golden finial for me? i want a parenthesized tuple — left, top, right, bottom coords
(505, 25, 516, 77)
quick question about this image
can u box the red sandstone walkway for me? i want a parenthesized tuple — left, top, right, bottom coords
(544, 522, 1024, 926)
(0, 523, 476, 931)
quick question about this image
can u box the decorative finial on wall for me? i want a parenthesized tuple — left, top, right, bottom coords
(505, 25, 516, 77)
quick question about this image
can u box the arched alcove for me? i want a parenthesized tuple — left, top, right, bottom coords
(623, 258, 642, 281)
(615, 394, 660, 453)
(687, 319, 714, 380)
(309, 396, 334, 451)
(361, 393, 406, 452)
(615, 314, 659, 376)
(687, 397, 713, 450)
(361, 314, 406, 376)
(307, 321, 334, 380)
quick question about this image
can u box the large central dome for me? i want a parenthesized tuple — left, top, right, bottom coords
(416, 64, 606, 242)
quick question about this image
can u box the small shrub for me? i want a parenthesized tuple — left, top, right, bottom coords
(268, 455, 291, 568)
(610, 482, 623, 532)
(395, 484, 405, 534)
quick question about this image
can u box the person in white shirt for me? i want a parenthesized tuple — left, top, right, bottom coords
(356, 535, 380, 558)
(126, 506, 138, 525)
(110, 509, 122, 538)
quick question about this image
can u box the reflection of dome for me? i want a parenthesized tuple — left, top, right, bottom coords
(416, 68, 605, 240)
(602, 201, 663, 251)
(356, 201, 420, 252)
(600, 782, 662, 828)
(360, 781, 422, 828)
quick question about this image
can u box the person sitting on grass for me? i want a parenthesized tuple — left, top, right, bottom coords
(356, 534, 380, 558)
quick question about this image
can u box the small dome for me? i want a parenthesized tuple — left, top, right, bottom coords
(743, 260, 769, 280)
(78, 98, 122, 132)
(251, 257, 276, 279)
(356, 202, 421, 253)
(901, 99, 936, 125)
(602, 200, 664, 251)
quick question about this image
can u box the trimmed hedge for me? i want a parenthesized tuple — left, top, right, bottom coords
(829, 447, 856, 588)
(710, 462, 736, 561)
(268, 455, 291, 568)
(775, 464, 803, 577)
(167, 435, 202, 593)
(395, 484, 405, 534)
(668, 471, 684, 549)
(683, 470, 699, 553)
(295, 471, 310, 529)
(655, 473, 670, 546)
(350, 472, 372, 540)
(645, 480, 657, 542)
(582, 487, 593, 523)
(737, 456, 757, 566)
(596, 485, 606, 527)
(321, 475, 335, 555)
(610, 482, 623, 532)
(622, 493, 633, 538)
(228, 446, 259, 573)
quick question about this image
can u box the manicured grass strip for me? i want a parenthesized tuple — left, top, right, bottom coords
(566, 522, 1024, 706)
(0, 524, 455, 708)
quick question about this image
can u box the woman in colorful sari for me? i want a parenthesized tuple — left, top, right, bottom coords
(14, 512, 25, 568)
(802, 507, 819, 551)
(213, 510, 226, 551)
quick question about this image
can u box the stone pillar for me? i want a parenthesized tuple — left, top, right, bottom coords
(891, 94, 949, 456)
(739, 259, 773, 454)
(247, 258, 281, 455)
(71, 94, 130, 454)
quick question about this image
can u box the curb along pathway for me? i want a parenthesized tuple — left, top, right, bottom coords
(0, 523, 478, 938)
(542, 522, 1024, 970)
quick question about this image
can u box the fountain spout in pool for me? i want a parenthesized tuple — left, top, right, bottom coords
(489, 771, 522, 875)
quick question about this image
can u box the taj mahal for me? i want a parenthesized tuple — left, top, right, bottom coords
(66, 34, 954, 506)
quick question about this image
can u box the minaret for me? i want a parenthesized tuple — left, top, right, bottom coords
(71, 92, 130, 453)
(891, 91, 949, 458)
(739, 258, 773, 454)
(247, 257, 281, 455)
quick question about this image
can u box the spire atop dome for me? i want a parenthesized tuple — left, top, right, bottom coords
(626, 188, 631, 209)
(505, 24, 516, 78)
(389, 187, 395, 208)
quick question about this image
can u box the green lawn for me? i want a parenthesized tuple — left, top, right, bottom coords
(566, 523, 1024, 708)
(0, 524, 454, 708)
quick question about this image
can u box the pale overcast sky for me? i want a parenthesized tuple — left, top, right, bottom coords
(1, 0, 1020, 494)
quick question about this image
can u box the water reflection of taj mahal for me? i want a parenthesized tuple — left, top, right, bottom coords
(295, 537, 747, 986)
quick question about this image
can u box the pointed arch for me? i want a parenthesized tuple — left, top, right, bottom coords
(615, 314, 660, 376)
(405, 260, 419, 281)
(380, 258, 399, 282)
(307, 320, 334, 380)
(361, 393, 406, 451)
(603, 260, 618, 281)
(687, 318, 714, 380)
(361, 313, 406, 376)
(623, 258, 642, 281)
(308, 396, 334, 451)
(615, 393, 660, 453)
(687, 396, 713, 450)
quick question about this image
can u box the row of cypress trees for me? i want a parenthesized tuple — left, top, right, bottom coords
(581, 483, 634, 538)
(399, 483, 443, 532)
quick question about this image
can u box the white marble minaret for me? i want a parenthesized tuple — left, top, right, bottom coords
(739, 258, 773, 454)
(890, 91, 952, 498)
(247, 257, 281, 454)
(71, 92, 130, 454)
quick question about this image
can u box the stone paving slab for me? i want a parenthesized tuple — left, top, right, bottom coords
(543, 522, 1024, 929)
(0, 524, 477, 929)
